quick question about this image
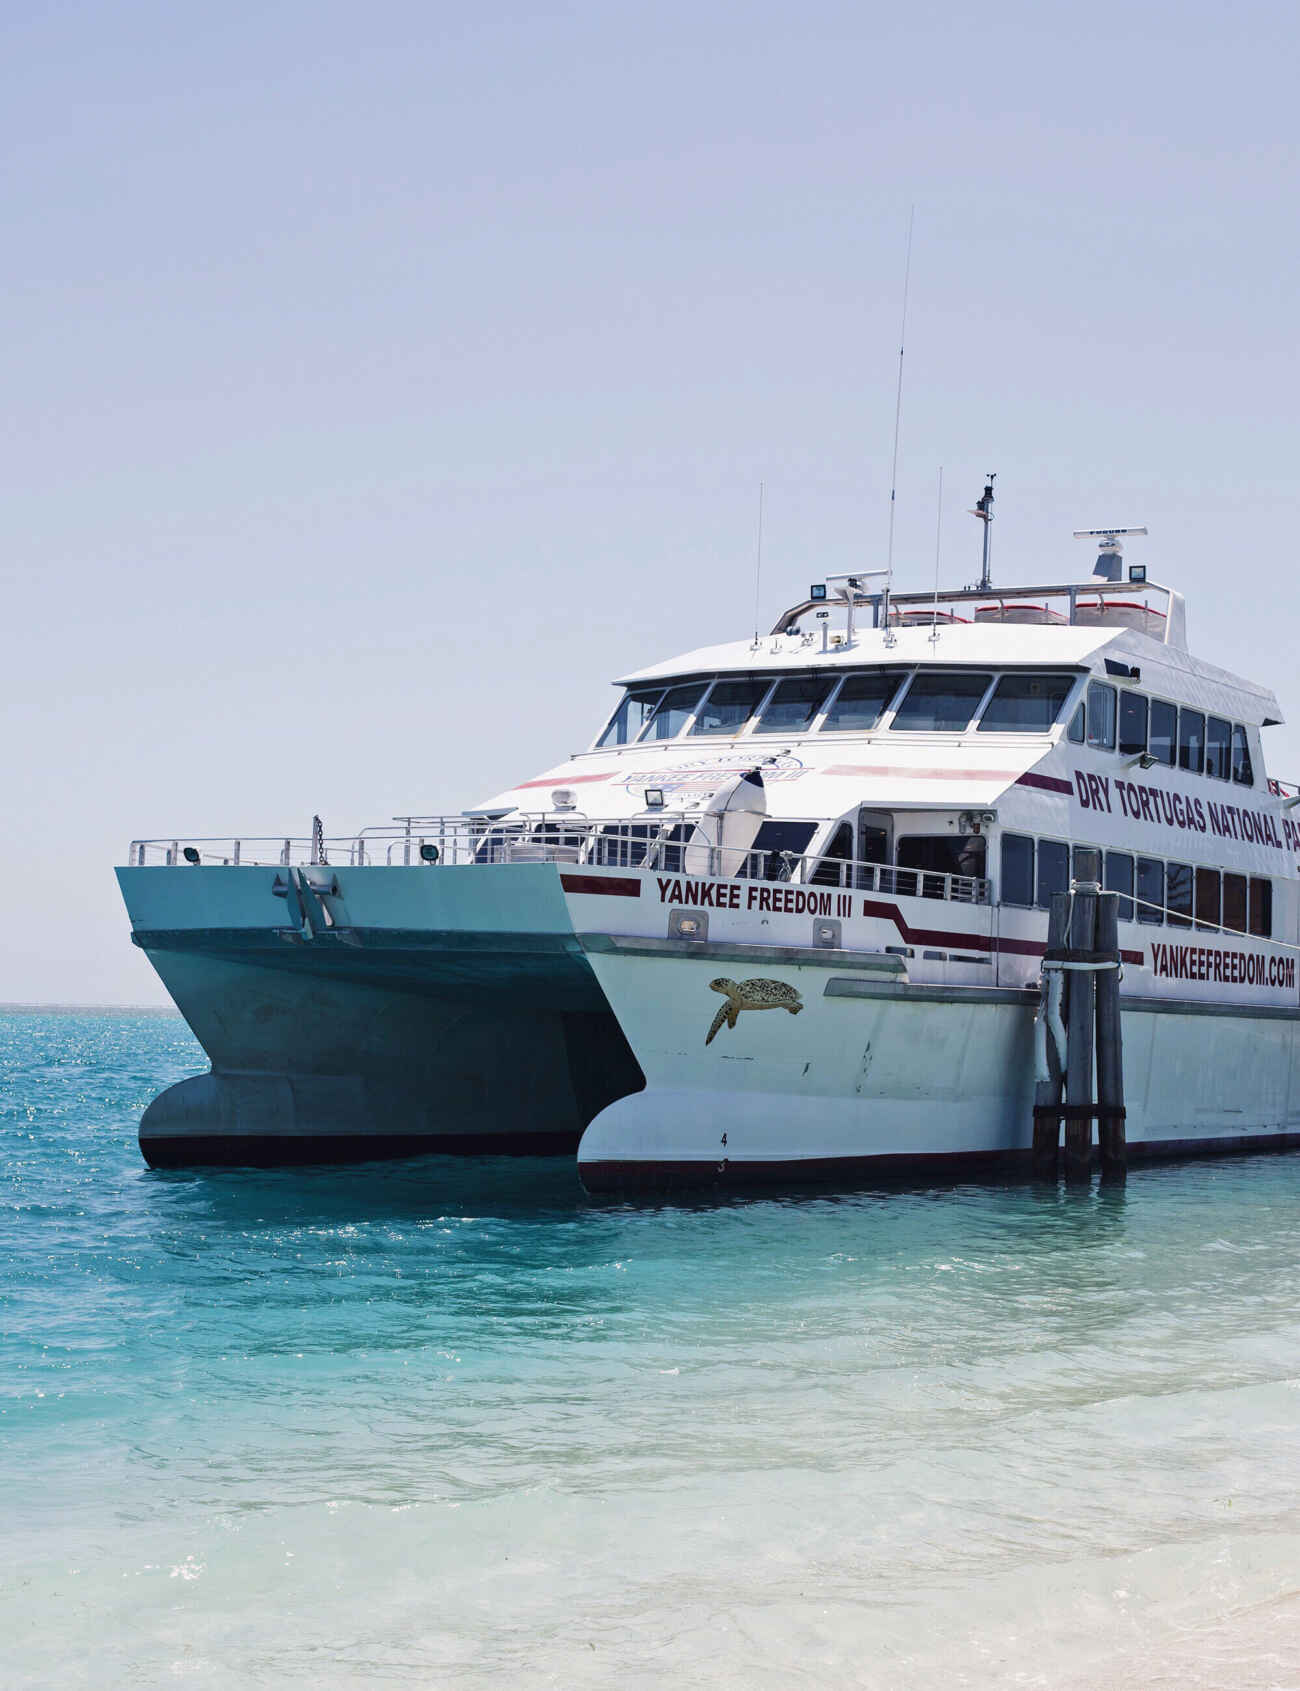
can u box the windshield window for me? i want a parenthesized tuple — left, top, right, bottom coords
(977, 673, 1075, 733)
(642, 682, 707, 740)
(597, 687, 665, 747)
(690, 678, 770, 737)
(820, 670, 908, 733)
(892, 672, 993, 732)
(755, 674, 835, 734)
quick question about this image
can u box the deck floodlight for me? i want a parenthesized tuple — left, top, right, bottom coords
(1128, 564, 1147, 584)
(419, 843, 440, 863)
(182, 846, 201, 865)
(810, 583, 827, 601)
(551, 788, 577, 811)
(644, 788, 665, 809)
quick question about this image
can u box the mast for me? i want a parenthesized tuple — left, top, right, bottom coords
(970, 473, 995, 590)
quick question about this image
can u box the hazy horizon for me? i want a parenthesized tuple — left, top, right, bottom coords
(4, 0, 1299, 1003)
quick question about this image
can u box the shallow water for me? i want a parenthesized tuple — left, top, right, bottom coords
(3, 1007, 1300, 1688)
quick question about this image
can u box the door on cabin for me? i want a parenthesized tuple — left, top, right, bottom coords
(856, 809, 893, 890)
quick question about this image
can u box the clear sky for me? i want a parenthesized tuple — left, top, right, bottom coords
(3, 0, 1298, 1003)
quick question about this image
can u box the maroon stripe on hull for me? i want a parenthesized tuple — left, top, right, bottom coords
(579, 1132, 1300, 1193)
(560, 874, 642, 898)
(857, 898, 1143, 967)
(1016, 770, 1074, 795)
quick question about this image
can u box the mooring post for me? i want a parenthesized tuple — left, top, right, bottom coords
(1094, 891, 1126, 1182)
(1032, 892, 1069, 1178)
(1064, 852, 1100, 1183)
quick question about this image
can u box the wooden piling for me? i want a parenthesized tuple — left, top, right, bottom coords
(1031, 893, 1069, 1179)
(1064, 855, 1099, 1183)
(1094, 892, 1127, 1182)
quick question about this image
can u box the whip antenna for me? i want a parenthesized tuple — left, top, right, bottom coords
(929, 465, 944, 642)
(752, 481, 765, 646)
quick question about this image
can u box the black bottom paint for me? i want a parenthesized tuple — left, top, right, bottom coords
(578, 1131, 1300, 1195)
(141, 1129, 581, 1169)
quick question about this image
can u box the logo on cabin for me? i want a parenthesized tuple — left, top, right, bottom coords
(616, 753, 806, 796)
(705, 977, 805, 1045)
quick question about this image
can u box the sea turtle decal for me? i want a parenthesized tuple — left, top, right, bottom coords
(705, 977, 804, 1045)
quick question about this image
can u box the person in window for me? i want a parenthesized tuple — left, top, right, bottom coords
(956, 829, 987, 884)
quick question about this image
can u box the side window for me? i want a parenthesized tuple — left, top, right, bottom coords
(690, 678, 770, 737)
(811, 822, 854, 888)
(1036, 839, 1069, 909)
(1231, 725, 1254, 786)
(597, 687, 664, 747)
(1249, 878, 1272, 939)
(977, 673, 1074, 733)
(1000, 834, 1035, 907)
(1223, 872, 1248, 933)
(1195, 867, 1221, 931)
(1118, 692, 1148, 757)
(1205, 717, 1232, 780)
(1136, 857, 1164, 925)
(643, 683, 707, 740)
(1086, 681, 1117, 750)
(1067, 703, 1085, 744)
(1148, 699, 1177, 767)
(1178, 709, 1205, 774)
(1167, 861, 1193, 929)
(1104, 851, 1134, 922)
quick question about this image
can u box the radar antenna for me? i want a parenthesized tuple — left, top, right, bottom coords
(1073, 526, 1148, 583)
(969, 474, 995, 590)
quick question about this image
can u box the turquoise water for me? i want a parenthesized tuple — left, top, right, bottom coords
(4, 1009, 1300, 1688)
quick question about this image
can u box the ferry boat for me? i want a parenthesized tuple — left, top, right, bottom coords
(117, 515, 1300, 1184)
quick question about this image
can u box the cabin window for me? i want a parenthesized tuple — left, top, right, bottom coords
(1086, 682, 1117, 751)
(1067, 703, 1085, 744)
(811, 822, 854, 887)
(690, 678, 770, 737)
(1167, 861, 1193, 929)
(1222, 873, 1248, 933)
(1136, 857, 1164, 925)
(1232, 725, 1254, 786)
(1205, 717, 1232, 781)
(1178, 709, 1205, 774)
(1118, 692, 1148, 757)
(1148, 699, 1177, 767)
(642, 682, 707, 740)
(976, 673, 1074, 733)
(1249, 878, 1272, 938)
(738, 820, 818, 880)
(820, 669, 909, 733)
(754, 675, 835, 735)
(1195, 867, 1221, 930)
(1036, 839, 1069, 909)
(597, 687, 664, 747)
(1104, 852, 1135, 921)
(1000, 834, 1035, 907)
(898, 834, 986, 898)
(891, 671, 993, 733)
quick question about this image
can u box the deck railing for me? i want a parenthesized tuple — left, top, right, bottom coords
(126, 816, 991, 906)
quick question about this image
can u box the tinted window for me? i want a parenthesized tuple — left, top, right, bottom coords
(690, 678, 770, 737)
(1067, 703, 1085, 744)
(891, 672, 992, 733)
(1250, 877, 1272, 938)
(1195, 867, 1221, 930)
(821, 670, 908, 732)
(811, 821, 854, 887)
(1119, 692, 1148, 757)
(1223, 873, 1248, 933)
(739, 820, 818, 879)
(754, 675, 835, 735)
(977, 673, 1074, 733)
(1167, 861, 1193, 929)
(1178, 709, 1205, 774)
(1105, 851, 1134, 922)
(1149, 699, 1177, 766)
(1137, 857, 1164, 925)
(1036, 839, 1069, 909)
(1232, 725, 1254, 786)
(1086, 682, 1117, 750)
(643, 682, 706, 740)
(598, 687, 664, 747)
(1206, 717, 1232, 780)
(1001, 834, 1035, 907)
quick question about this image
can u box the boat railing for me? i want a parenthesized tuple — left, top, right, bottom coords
(125, 818, 991, 906)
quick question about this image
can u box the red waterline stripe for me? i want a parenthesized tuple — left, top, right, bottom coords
(1016, 771, 1073, 795)
(560, 873, 642, 899)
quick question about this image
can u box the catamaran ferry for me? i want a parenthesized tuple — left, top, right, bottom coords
(118, 514, 1300, 1185)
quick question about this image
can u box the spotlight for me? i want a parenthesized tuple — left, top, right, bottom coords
(182, 846, 201, 865)
(419, 843, 440, 864)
